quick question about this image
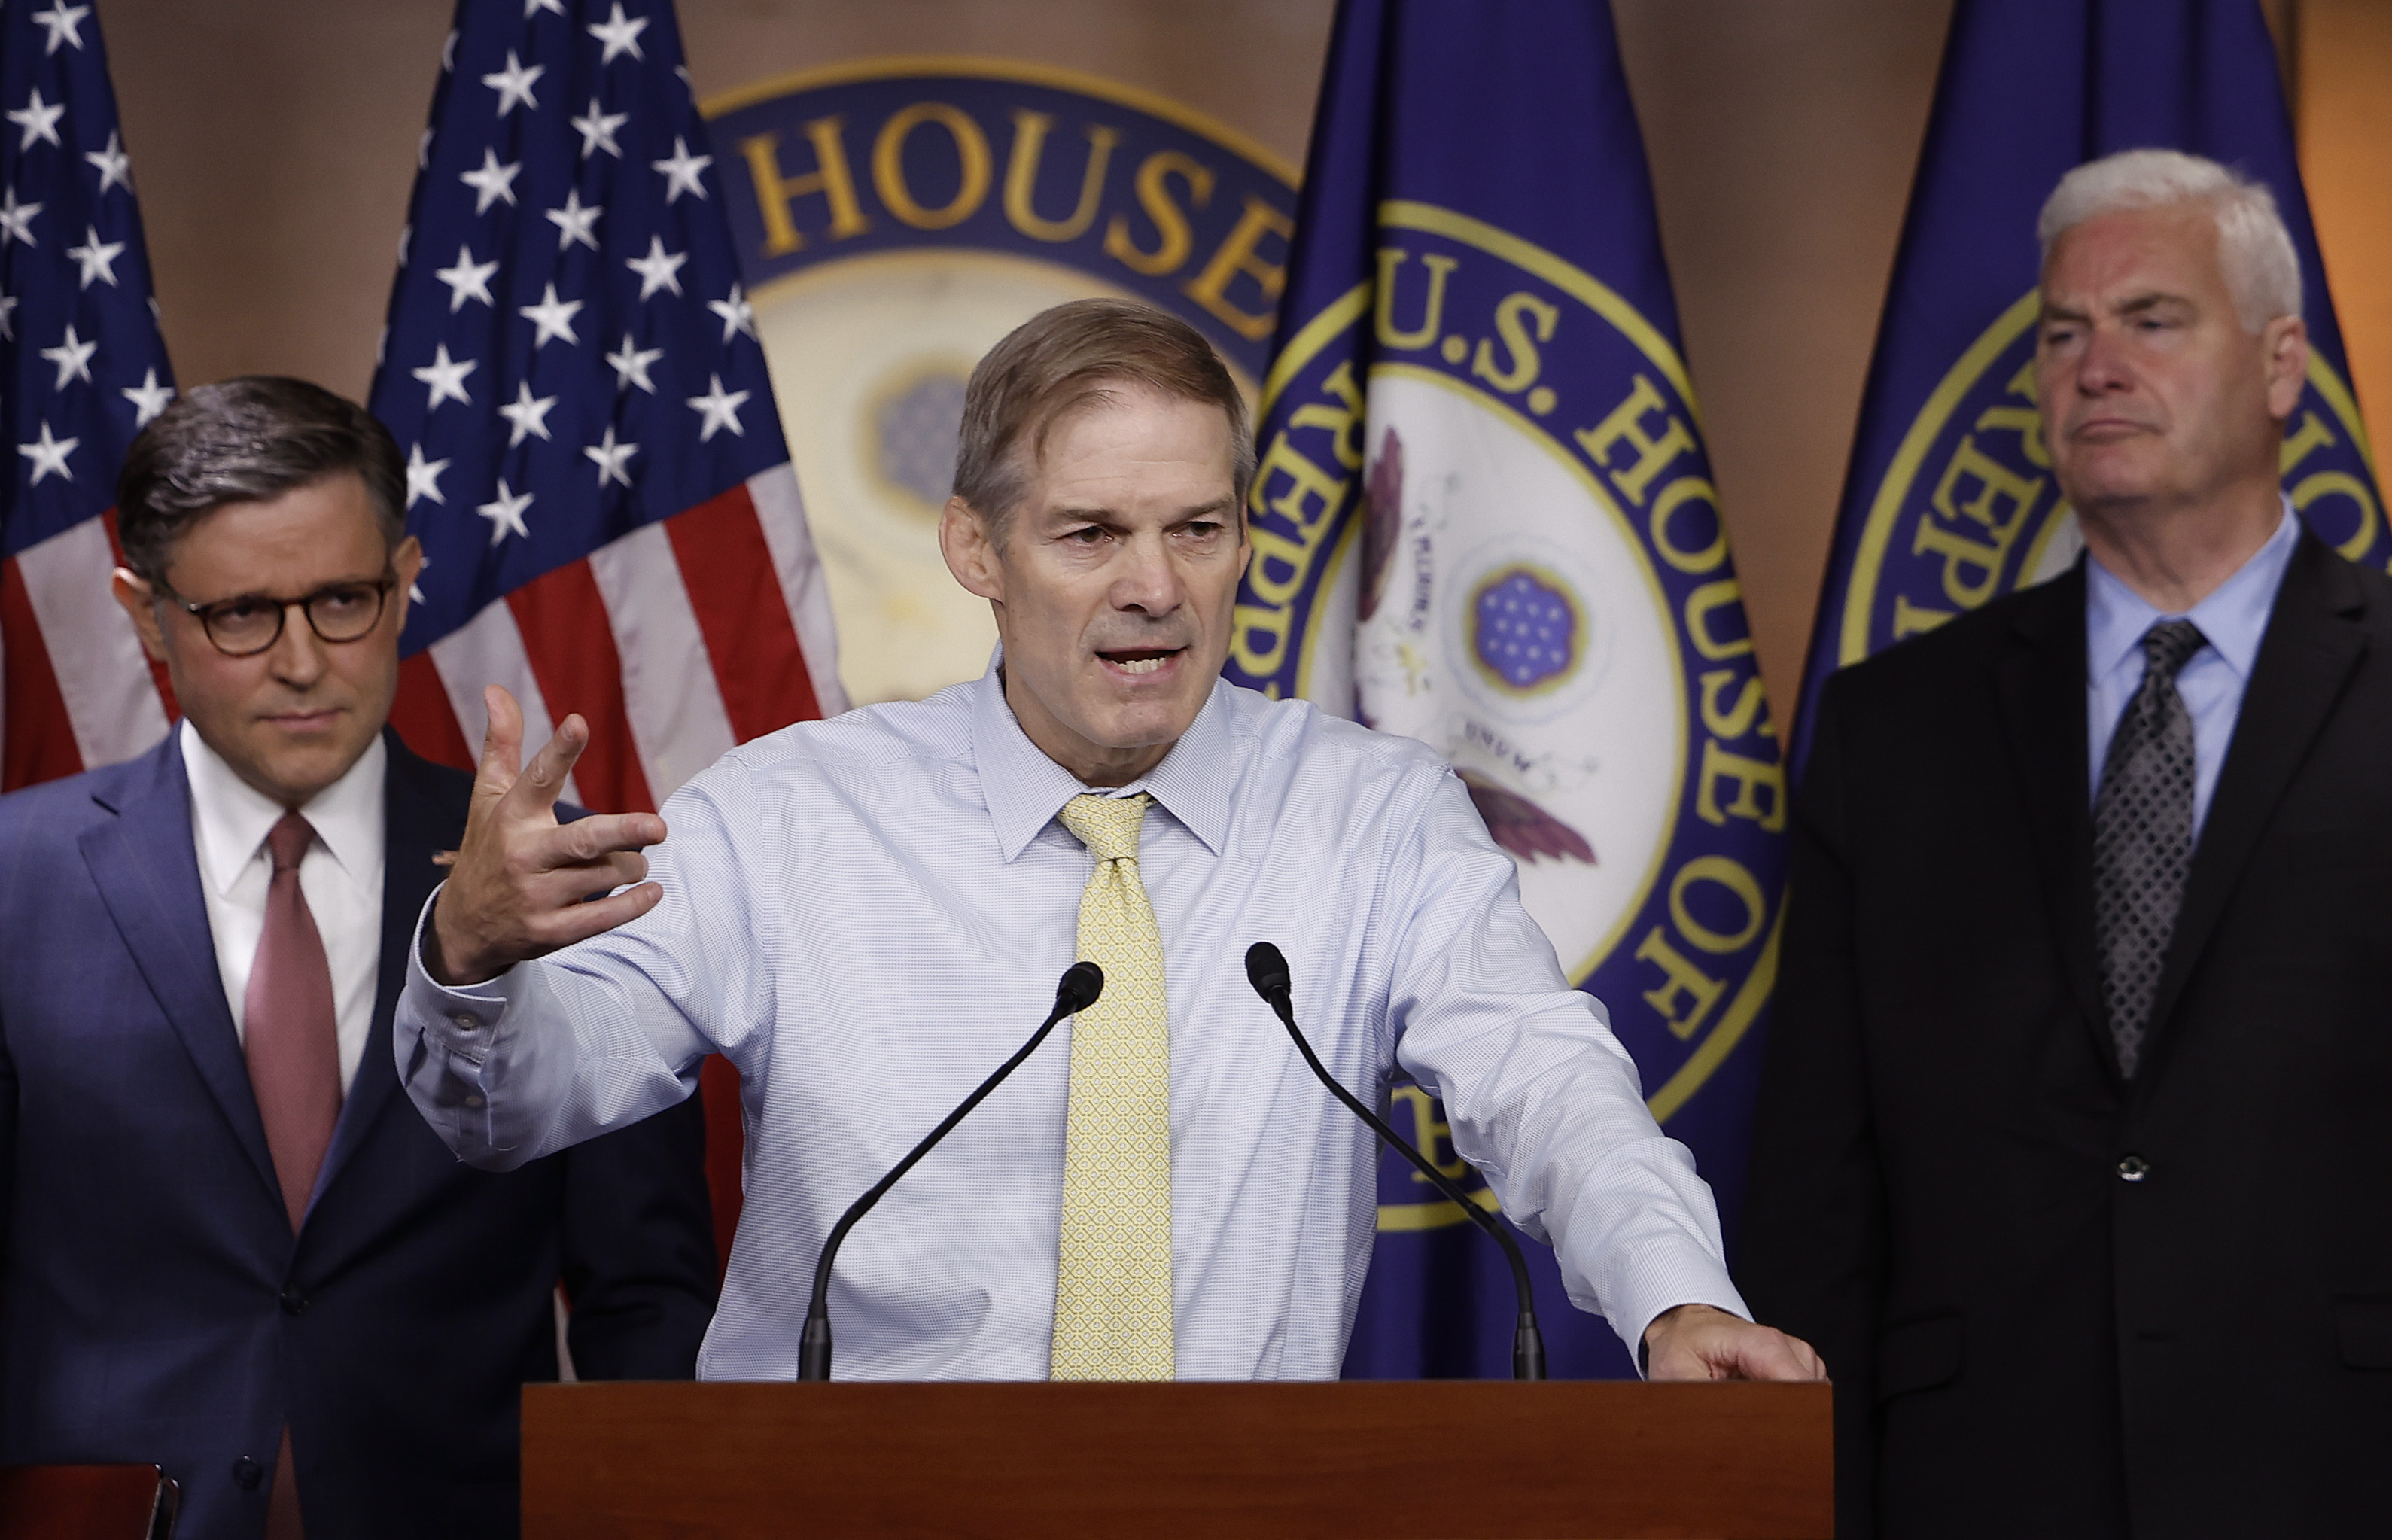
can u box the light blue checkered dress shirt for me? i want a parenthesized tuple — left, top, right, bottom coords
(397, 663, 1747, 1380)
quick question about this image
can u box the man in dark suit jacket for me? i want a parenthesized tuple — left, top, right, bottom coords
(0, 378, 717, 1540)
(1743, 151, 2392, 1538)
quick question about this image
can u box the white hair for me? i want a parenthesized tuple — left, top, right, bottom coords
(2036, 148, 2302, 333)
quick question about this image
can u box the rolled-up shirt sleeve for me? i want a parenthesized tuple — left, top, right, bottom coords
(394, 780, 758, 1170)
(1388, 767, 1751, 1362)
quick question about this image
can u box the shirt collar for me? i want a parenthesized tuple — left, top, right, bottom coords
(969, 648, 1233, 863)
(181, 720, 388, 897)
(2084, 498, 2299, 685)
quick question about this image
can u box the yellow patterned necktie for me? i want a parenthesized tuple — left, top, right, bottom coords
(1050, 792, 1176, 1380)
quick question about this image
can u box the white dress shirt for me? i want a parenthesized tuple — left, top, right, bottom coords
(183, 720, 386, 1093)
(396, 662, 1748, 1380)
(2086, 501, 2299, 837)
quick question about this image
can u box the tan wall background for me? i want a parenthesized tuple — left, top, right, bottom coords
(2298, 0, 2392, 469)
(99, 0, 2373, 724)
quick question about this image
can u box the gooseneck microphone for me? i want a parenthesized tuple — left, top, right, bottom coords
(1244, 942, 1547, 1380)
(798, 960, 1104, 1381)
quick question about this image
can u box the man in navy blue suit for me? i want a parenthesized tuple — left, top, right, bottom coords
(0, 377, 717, 1540)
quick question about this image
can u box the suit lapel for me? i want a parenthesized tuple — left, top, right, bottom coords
(1992, 565, 2117, 1084)
(2141, 534, 2368, 1072)
(313, 734, 467, 1207)
(78, 732, 284, 1206)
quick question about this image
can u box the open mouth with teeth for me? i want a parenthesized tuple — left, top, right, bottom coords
(1097, 647, 1183, 677)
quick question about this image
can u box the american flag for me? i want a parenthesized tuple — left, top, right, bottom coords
(371, 0, 844, 1257)
(0, 0, 178, 792)
(369, 0, 843, 814)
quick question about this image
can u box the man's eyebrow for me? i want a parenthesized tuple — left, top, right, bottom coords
(189, 571, 391, 604)
(2039, 290, 2193, 325)
(1044, 497, 1237, 525)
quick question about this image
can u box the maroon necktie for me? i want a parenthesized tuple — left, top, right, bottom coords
(244, 813, 339, 1540)
(244, 811, 342, 1230)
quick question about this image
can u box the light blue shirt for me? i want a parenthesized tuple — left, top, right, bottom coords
(396, 662, 1746, 1381)
(2086, 504, 2299, 835)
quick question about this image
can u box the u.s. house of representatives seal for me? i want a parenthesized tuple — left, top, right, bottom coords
(1834, 287, 2383, 668)
(706, 59, 1295, 704)
(1230, 202, 1786, 1228)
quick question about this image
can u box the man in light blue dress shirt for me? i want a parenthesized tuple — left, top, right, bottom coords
(398, 299, 1822, 1384)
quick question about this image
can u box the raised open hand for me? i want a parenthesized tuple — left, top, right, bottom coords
(425, 686, 667, 986)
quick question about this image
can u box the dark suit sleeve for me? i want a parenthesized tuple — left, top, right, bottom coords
(1739, 677, 1887, 1540)
(558, 1092, 718, 1379)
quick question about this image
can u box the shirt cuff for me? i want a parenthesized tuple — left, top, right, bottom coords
(1603, 1241, 1753, 1379)
(398, 884, 534, 1157)
(408, 881, 516, 1045)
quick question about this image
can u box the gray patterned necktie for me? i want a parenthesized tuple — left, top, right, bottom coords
(2092, 619, 2208, 1079)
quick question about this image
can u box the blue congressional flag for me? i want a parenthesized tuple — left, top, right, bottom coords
(0, 0, 177, 789)
(370, 0, 842, 819)
(1237, 0, 1785, 1379)
(1794, 0, 2380, 768)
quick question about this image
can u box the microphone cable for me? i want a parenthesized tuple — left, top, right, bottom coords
(1245, 941, 1547, 1380)
(798, 960, 1104, 1381)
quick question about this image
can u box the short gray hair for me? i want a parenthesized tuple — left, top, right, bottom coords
(2036, 148, 2302, 333)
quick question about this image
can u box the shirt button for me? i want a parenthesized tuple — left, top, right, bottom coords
(231, 1456, 263, 1490)
(451, 1013, 478, 1030)
(279, 1286, 309, 1316)
(2117, 1154, 2151, 1183)
(464, 1094, 485, 1109)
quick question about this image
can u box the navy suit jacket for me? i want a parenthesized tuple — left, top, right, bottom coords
(0, 729, 717, 1540)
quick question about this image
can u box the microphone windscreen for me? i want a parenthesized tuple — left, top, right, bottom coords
(1245, 942, 1292, 1002)
(1055, 960, 1104, 1015)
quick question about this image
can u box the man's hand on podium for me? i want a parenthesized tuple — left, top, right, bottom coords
(427, 685, 668, 987)
(1643, 1304, 1826, 1382)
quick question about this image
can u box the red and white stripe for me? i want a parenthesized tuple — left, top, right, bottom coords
(388, 462, 846, 814)
(0, 513, 177, 793)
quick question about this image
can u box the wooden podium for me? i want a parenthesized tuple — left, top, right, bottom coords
(522, 1380, 1831, 1538)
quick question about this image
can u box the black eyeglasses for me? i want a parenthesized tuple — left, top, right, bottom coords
(157, 574, 400, 657)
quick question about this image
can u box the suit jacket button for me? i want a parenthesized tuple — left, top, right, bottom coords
(232, 1456, 263, 1490)
(280, 1286, 309, 1316)
(2117, 1154, 2151, 1182)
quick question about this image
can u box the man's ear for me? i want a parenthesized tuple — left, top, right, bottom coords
(2263, 313, 2309, 423)
(939, 496, 1005, 603)
(110, 567, 169, 664)
(392, 534, 425, 599)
